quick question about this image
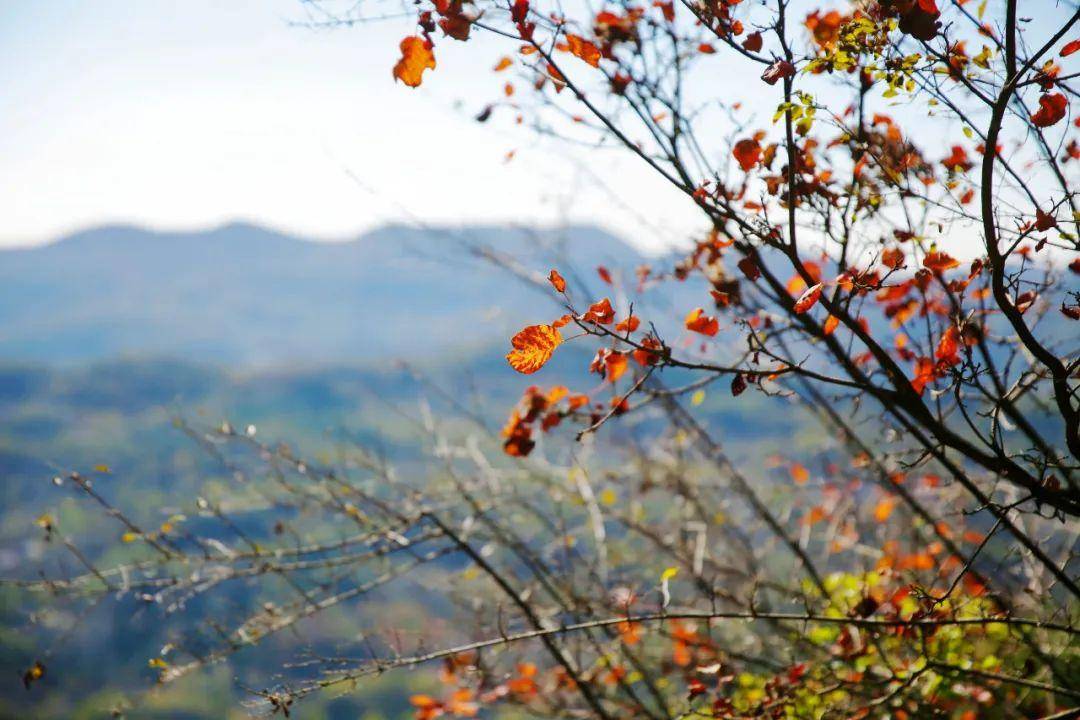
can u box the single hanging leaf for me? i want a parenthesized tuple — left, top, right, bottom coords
(506, 324, 562, 374)
(393, 36, 436, 88)
(548, 269, 567, 292)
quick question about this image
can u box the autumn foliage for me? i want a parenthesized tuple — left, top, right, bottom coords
(11, 2, 1080, 720)
(387, 0, 1080, 714)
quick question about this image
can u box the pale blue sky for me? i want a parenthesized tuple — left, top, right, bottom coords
(0, 1, 692, 250)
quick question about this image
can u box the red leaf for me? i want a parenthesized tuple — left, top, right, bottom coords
(881, 247, 905, 269)
(1061, 39, 1080, 57)
(737, 256, 761, 281)
(941, 145, 973, 172)
(935, 325, 960, 365)
(684, 307, 719, 336)
(761, 59, 795, 85)
(793, 283, 823, 314)
(732, 138, 762, 171)
(582, 297, 615, 324)
(742, 32, 763, 52)
(1031, 93, 1067, 128)
(511, 0, 529, 23)
(731, 373, 747, 396)
(597, 266, 613, 284)
(1035, 208, 1057, 231)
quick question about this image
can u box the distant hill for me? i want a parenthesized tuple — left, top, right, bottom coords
(0, 223, 642, 365)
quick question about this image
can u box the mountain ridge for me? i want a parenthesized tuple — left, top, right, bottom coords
(0, 222, 643, 366)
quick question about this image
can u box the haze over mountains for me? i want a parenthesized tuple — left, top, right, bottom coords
(0, 223, 643, 366)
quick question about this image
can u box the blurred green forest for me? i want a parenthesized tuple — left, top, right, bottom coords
(0, 352, 812, 719)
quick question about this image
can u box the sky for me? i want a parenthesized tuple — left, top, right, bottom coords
(0, 0, 696, 251)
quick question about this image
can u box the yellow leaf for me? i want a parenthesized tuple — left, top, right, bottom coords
(691, 389, 706, 406)
(661, 567, 679, 582)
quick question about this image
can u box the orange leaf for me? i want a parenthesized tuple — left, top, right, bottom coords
(494, 56, 513, 71)
(936, 325, 960, 364)
(874, 497, 896, 522)
(823, 314, 840, 335)
(548, 268, 567, 292)
(506, 324, 562, 374)
(582, 297, 615, 324)
(793, 283, 823, 314)
(606, 351, 629, 382)
(615, 315, 640, 333)
(881, 247, 905, 269)
(790, 462, 809, 485)
(393, 36, 436, 88)
(684, 307, 719, 336)
(566, 33, 601, 67)
(923, 251, 960, 272)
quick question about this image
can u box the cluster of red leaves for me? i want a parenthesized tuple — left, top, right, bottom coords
(502, 384, 590, 456)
